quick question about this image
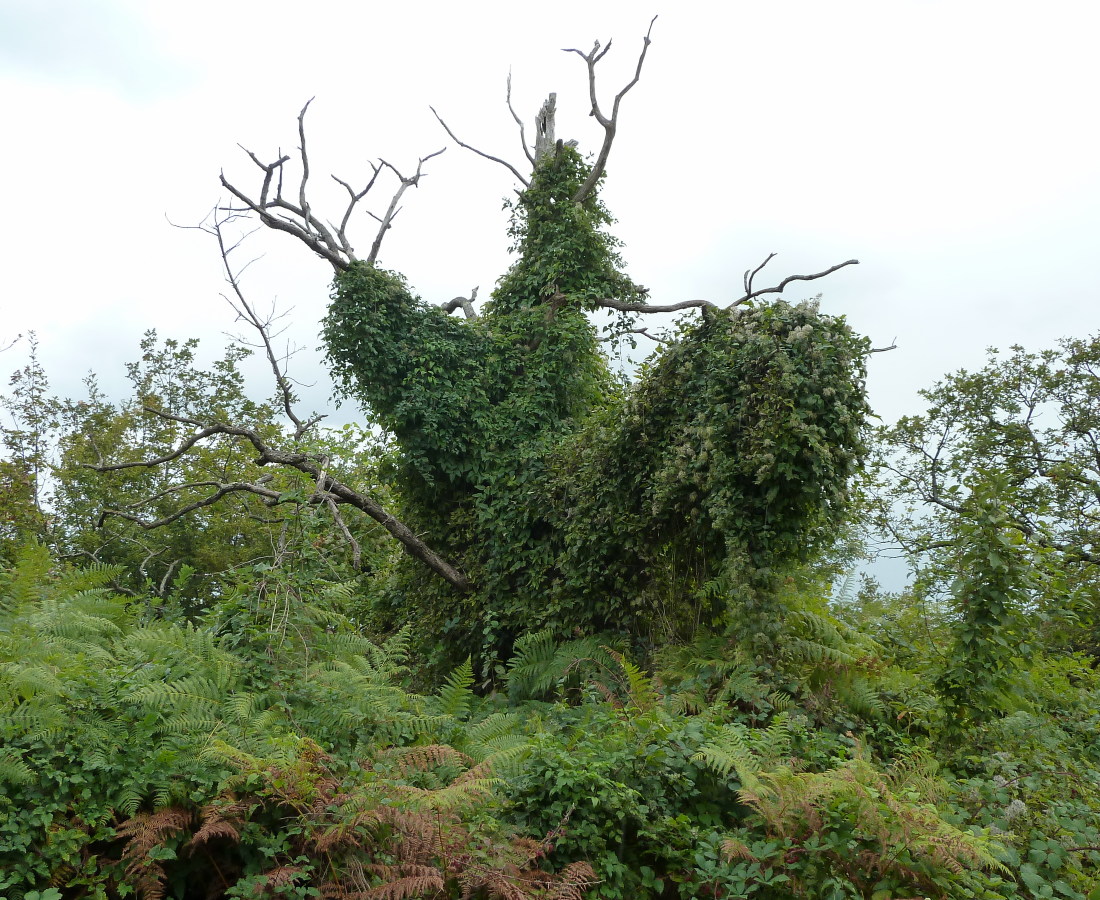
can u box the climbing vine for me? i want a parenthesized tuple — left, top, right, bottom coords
(322, 142, 869, 672)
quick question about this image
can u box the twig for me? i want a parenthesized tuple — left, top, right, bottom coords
(599, 327, 669, 345)
(565, 15, 657, 203)
(744, 252, 778, 296)
(593, 256, 859, 317)
(732, 259, 860, 306)
(326, 497, 362, 569)
(506, 72, 536, 168)
(220, 100, 443, 270)
(431, 106, 530, 188)
(367, 150, 446, 264)
(208, 210, 325, 439)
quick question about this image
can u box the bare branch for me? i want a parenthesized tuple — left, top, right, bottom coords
(566, 15, 657, 203)
(600, 327, 669, 345)
(220, 101, 443, 270)
(870, 338, 898, 354)
(506, 72, 537, 168)
(367, 149, 446, 265)
(331, 169, 382, 255)
(98, 480, 284, 530)
(325, 496, 362, 569)
(592, 256, 859, 316)
(297, 98, 315, 236)
(206, 211, 325, 440)
(595, 296, 717, 314)
(744, 252, 778, 296)
(442, 286, 479, 319)
(431, 106, 530, 188)
(157, 559, 181, 598)
(92, 411, 469, 590)
(732, 259, 860, 307)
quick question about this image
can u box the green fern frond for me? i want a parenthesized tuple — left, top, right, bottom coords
(0, 541, 53, 608)
(128, 674, 229, 713)
(401, 777, 492, 811)
(0, 748, 33, 785)
(716, 668, 768, 707)
(506, 629, 559, 698)
(380, 625, 412, 667)
(830, 570, 859, 605)
(122, 623, 235, 675)
(605, 649, 658, 712)
(838, 675, 887, 718)
(53, 561, 126, 594)
(472, 742, 532, 781)
(694, 713, 796, 791)
(1, 662, 67, 701)
(765, 690, 793, 713)
(463, 711, 523, 751)
(754, 712, 796, 767)
(115, 786, 146, 818)
(401, 714, 456, 737)
(223, 691, 262, 723)
(4, 700, 67, 742)
(693, 722, 757, 781)
(507, 631, 625, 700)
(434, 657, 474, 721)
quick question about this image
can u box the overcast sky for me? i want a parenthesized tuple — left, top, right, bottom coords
(2, 0, 1098, 430)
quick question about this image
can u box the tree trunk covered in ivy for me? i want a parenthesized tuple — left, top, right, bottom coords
(322, 143, 870, 673)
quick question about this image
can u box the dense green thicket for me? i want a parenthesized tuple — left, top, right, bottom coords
(3, 538, 1100, 899)
(7, 316, 1100, 900)
(3, 47, 1100, 900)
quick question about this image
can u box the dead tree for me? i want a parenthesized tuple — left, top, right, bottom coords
(93, 20, 867, 608)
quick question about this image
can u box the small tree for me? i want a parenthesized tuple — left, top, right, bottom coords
(874, 337, 1100, 660)
(1, 337, 56, 564)
(94, 25, 871, 671)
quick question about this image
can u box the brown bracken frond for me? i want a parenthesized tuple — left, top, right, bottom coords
(720, 837, 757, 862)
(387, 743, 476, 773)
(259, 865, 307, 889)
(546, 861, 600, 900)
(351, 870, 446, 900)
(115, 807, 193, 900)
(190, 803, 242, 847)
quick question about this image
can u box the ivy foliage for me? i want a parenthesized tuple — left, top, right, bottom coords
(323, 143, 869, 668)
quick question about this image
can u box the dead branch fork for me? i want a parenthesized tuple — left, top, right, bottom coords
(219, 98, 445, 272)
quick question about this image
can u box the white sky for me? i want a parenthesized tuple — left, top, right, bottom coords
(2, 0, 1098, 430)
